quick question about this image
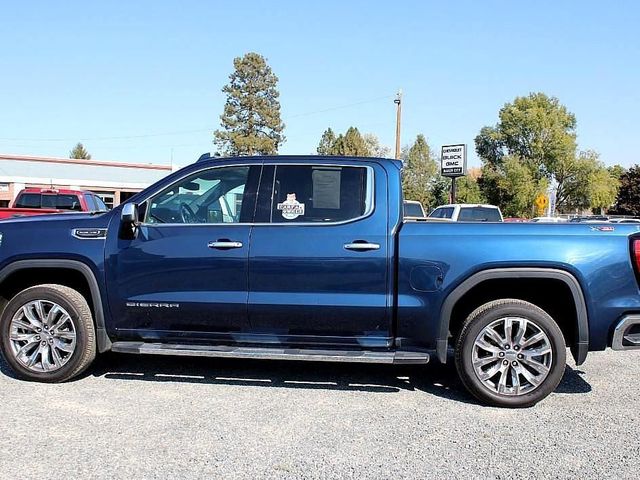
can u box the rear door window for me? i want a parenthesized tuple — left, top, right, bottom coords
(458, 207, 501, 222)
(268, 165, 370, 223)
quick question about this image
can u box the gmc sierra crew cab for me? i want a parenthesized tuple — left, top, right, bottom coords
(0, 155, 638, 407)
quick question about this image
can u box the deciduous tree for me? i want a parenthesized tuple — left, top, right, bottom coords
(479, 156, 547, 218)
(363, 133, 391, 158)
(611, 165, 640, 216)
(475, 92, 611, 214)
(555, 150, 618, 212)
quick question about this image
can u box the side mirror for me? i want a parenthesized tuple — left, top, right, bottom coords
(120, 203, 139, 239)
(121, 203, 139, 224)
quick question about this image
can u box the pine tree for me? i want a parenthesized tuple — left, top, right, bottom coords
(329, 127, 370, 156)
(214, 52, 285, 156)
(69, 142, 91, 159)
(402, 134, 438, 208)
(317, 128, 336, 155)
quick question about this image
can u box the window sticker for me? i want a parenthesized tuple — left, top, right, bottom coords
(277, 193, 305, 220)
(312, 168, 341, 209)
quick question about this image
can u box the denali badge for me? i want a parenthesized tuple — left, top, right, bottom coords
(126, 302, 180, 308)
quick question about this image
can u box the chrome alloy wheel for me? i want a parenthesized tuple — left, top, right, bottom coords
(8, 300, 77, 373)
(472, 316, 553, 396)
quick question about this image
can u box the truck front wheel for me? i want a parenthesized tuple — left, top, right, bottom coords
(455, 299, 566, 407)
(0, 284, 96, 382)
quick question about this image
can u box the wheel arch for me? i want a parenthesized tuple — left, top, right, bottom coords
(0, 259, 111, 352)
(437, 268, 588, 365)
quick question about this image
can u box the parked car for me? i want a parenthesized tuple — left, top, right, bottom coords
(503, 217, 528, 223)
(531, 217, 567, 223)
(569, 215, 610, 223)
(0, 188, 108, 220)
(0, 155, 638, 407)
(610, 218, 640, 224)
(429, 203, 503, 222)
(403, 200, 426, 218)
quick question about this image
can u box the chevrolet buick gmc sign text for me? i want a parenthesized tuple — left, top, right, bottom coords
(441, 144, 467, 177)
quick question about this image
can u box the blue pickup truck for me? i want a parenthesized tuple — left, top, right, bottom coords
(0, 155, 638, 407)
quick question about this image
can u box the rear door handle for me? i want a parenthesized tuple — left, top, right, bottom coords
(344, 242, 380, 251)
(208, 240, 243, 249)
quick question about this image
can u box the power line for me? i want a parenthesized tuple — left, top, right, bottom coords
(0, 94, 395, 144)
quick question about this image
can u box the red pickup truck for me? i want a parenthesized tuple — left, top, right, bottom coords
(0, 188, 108, 220)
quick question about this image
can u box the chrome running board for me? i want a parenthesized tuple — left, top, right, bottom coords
(111, 342, 430, 365)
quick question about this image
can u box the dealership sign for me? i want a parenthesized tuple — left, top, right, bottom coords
(441, 144, 467, 177)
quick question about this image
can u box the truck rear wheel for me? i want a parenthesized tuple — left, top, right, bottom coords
(455, 299, 566, 407)
(0, 284, 96, 382)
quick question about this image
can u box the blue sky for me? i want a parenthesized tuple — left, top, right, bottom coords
(1, 1, 638, 168)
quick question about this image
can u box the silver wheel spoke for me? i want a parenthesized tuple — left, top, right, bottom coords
(12, 319, 38, 332)
(17, 339, 39, 357)
(54, 330, 76, 340)
(516, 364, 543, 387)
(40, 344, 53, 371)
(22, 306, 43, 329)
(10, 332, 37, 343)
(484, 327, 505, 347)
(497, 364, 510, 393)
(520, 356, 550, 375)
(472, 316, 553, 397)
(513, 319, 527, 346)
(51, 346, 63, 368)
(34, 301, 46, 325)
(46, 304, 62, 327)
(50, 314, 71, 333)
(510, 367, 521, 395)
(27, 344, 42, 367)
(522, 346, 552, 358)
(476, 338, 501, 354)
(504, 318, 514, 345)
(520, 332, 545, 349)
(473, 355, 499, 368)
(478, 361, 502, 381)
(53, 338, 74, 353)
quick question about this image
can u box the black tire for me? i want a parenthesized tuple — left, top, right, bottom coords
(0, 284, 96, 382)
(455, 299, 566, 408)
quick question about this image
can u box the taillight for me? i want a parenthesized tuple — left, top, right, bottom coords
(633, 239, 640, 273)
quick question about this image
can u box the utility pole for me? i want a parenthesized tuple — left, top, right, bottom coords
(394, 90, 402, 159)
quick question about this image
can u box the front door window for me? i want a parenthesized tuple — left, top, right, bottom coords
(145, 166, 251, 224)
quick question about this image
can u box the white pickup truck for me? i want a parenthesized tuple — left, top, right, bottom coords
(429, 203, 503, 222)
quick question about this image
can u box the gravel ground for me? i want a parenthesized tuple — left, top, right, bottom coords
(0, 349, 638, 479)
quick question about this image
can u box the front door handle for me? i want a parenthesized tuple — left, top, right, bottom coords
(344, 241, 380, 251)
(208, 240, 243, 249)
